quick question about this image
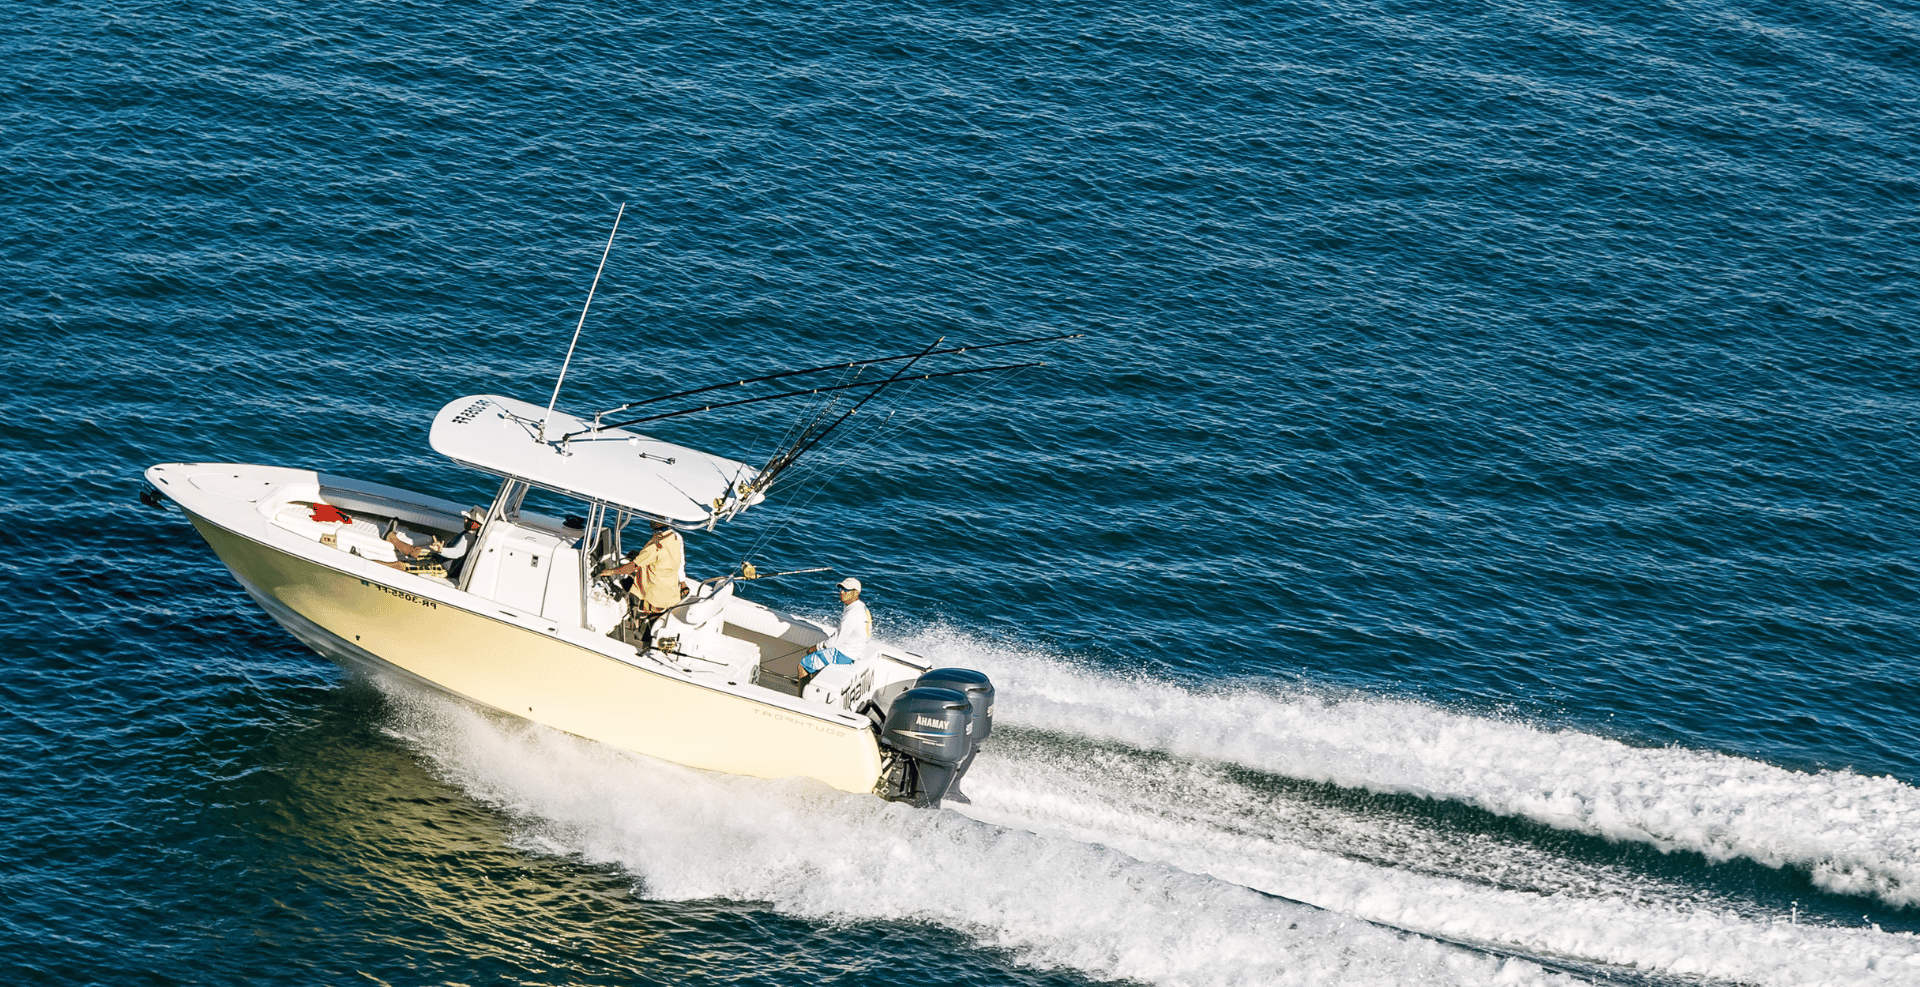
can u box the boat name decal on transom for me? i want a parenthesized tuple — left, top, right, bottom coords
(361, 579, 438, 609)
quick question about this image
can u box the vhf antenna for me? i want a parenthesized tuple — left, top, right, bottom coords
(540, 202, 626, 442)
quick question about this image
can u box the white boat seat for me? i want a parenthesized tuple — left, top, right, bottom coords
(334, 517, 399, 562)
(655, 580, 732, 643)
(656, 581, 762, 682)
(683, 635, 761, 685)
(802, 656, 877, 711)
(674, 579, 733, 626)
(270, 502, 398, 562)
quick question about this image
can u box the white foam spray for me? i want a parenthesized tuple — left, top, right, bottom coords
(370, 627, 1920, 986)
(957, 730, 1918, 986)
(378, 689, 1571, 987)
(888, 627, 1920, 985)
(902, 627, 1920, 911)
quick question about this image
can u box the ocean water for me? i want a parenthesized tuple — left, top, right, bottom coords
(4, 0, 1919, 984)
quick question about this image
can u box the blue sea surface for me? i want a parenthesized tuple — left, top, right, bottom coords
(5, 0, 1919, 984)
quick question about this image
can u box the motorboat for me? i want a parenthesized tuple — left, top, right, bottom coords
(143, 380, 1019, 807)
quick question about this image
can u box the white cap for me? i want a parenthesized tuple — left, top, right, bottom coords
(836, 577, 861, 592)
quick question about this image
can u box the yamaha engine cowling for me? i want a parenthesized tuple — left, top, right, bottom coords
(876, 686, 973, 808)
(909, 668, 994, 803)
(914, 668, 994, 744)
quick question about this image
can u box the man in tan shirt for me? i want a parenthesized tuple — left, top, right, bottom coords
(603, 520, 688, 613)
(599, 520, 691, 651)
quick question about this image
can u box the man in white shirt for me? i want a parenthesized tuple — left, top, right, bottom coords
(800, 577, 871, 688)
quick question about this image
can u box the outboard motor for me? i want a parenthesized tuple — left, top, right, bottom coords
(910, 668, 993, 803)
(876, 686, 974, 808)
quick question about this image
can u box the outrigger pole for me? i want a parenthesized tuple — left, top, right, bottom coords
(754, 335, 948, 489)
(550, 328, 1075, 506)
(567, 361, 1041, 434)
(589, 331, 1083, 421)
(540, 202, 626, 442)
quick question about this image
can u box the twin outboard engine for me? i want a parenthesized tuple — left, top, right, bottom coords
(875, 668, 995, 808)
(912, 668, 992, 803)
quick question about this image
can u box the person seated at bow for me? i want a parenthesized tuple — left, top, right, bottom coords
(378, 508, 483, 578)
(597, 520, 689, 647)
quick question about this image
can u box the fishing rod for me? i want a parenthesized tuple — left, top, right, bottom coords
(643, 565, 830, 650)
(736, 564, 830, 580)
(753, 336, 948, 490)
(589, 331, 1083, 422)
(562, 361, 1040, 437)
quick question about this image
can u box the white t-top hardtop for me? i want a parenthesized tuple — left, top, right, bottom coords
(429, 394, 763, 524)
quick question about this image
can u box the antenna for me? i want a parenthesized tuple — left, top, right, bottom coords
(540, 202, 626, 441)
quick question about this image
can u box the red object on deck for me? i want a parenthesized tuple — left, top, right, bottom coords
(309, 503, 350, 524)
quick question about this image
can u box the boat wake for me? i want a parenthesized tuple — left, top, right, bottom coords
(939, 629, 1920, 911)
(373, 629, 1920, 987)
